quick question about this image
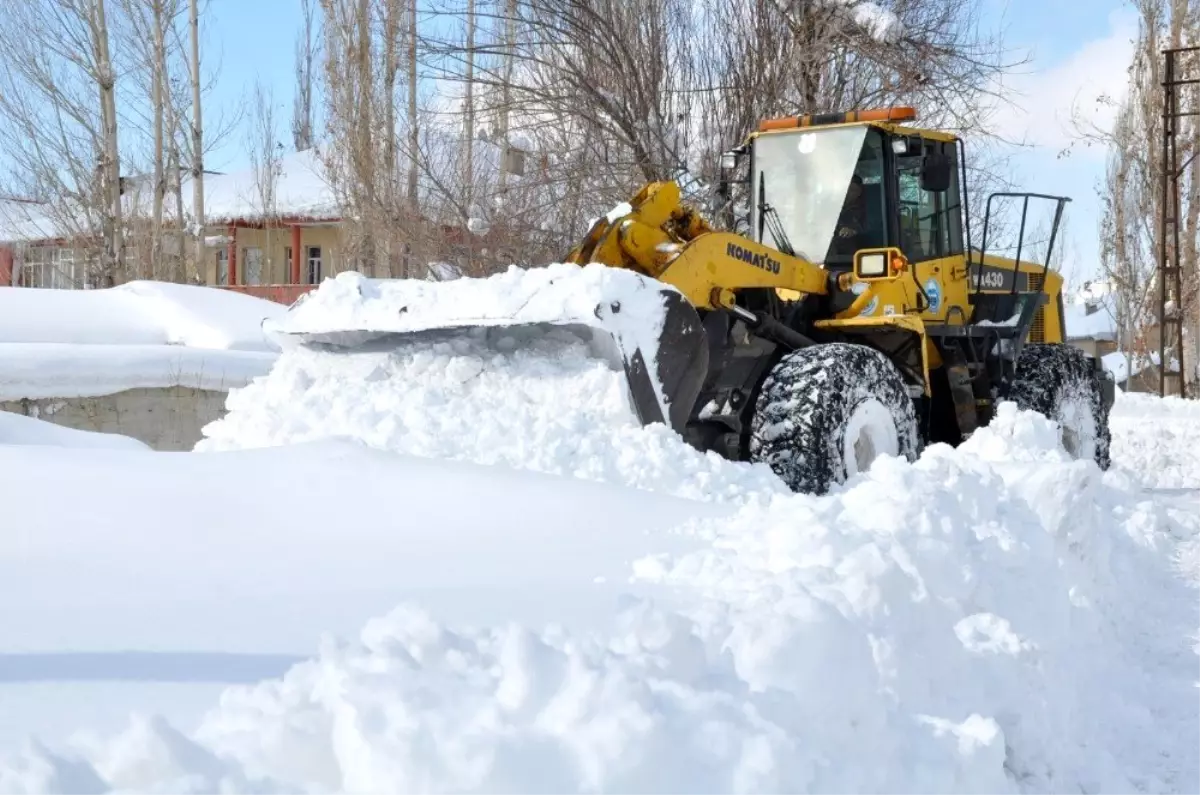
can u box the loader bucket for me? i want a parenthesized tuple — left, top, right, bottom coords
(263, 267, 709, 434)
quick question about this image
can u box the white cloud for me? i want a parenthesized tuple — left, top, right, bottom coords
(989, 9, 1137, 154)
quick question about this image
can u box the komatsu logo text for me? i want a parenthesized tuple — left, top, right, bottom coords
(726, 242, 781, 274)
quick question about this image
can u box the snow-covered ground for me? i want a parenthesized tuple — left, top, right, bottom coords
(0, 282, 282, 400)
(0, 410, 149, 450)
(1, 269, 1197, 794)
(1111, 391, 1200, 491)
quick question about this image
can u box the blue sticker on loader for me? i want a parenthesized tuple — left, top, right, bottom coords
(924, 278, 942, 314)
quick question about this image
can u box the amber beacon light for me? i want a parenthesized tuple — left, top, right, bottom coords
(758, 106, 917, 132)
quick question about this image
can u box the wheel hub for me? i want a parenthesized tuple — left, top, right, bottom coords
(843, 398, 899, 477)
(1057, 393, 1097, 460)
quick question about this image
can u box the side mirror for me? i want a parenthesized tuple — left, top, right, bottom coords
(717, 147, 746, 200)
(853, 246, 908, 282)
(920, 152, 952, 193)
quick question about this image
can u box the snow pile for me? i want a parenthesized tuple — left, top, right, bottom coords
(8, 405, 1197, 793)
(0, 283, 284, 353)
(267, 265, 686, 422)
(0, 411, 149, 450)
(0, 281, 284, 351)
(1110, 391, 1200, 489)
(200, 328, 785, 502)
(0, 281, 283, 400)
(204, 267, 788, 502)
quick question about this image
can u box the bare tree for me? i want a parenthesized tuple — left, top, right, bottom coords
(1074, 0, 1200, 390)
(117, 0, 181, 279)
(293, 0, 320, 151)
(404, 0, 1023, 278)
(96, 0, 125, 283)
(247, 80, 283, 284)
(0, 0, 129, 286)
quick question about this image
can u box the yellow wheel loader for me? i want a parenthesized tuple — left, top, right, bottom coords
(278, 106, 1115, 494)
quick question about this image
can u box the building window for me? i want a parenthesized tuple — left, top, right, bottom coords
(307, 246, 322, 284)
(215, 248, 229, 285)
(242, 246, 263, 285)
(21, 247, 87, 289)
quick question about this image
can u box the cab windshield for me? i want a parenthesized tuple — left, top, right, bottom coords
(750, 125, 888, 266)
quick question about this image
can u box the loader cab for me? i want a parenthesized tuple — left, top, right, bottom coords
(740, 108, 965, 271)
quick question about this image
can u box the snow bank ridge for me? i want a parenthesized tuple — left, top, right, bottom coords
(15, 404, 1199, 794)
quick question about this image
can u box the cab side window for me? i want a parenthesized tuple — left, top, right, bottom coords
(896, 140, 963, 261)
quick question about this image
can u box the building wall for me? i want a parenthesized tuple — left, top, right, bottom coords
(1, 386, 228, 451)
(203, 224, 344, 286)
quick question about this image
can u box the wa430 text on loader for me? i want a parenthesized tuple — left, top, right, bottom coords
(277, 106, 1115, 495)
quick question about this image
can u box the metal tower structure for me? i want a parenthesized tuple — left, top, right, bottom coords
(1159, 46, 1194, 398)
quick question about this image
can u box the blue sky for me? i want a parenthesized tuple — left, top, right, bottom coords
(203, 0, 1131, 288)
(972, 0, 1135, 288)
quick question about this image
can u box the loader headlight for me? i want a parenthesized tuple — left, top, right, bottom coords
(853, 246, 907, 282)
(857, 252, 887, 278)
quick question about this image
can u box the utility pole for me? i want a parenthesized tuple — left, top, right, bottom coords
(1159, 46, 1194, 398)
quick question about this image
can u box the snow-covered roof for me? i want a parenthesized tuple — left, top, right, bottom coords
(198, 148, 338, 224)
(1063, 295, 1117, 341)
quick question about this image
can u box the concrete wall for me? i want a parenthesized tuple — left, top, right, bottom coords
(2, 386, 228, 451)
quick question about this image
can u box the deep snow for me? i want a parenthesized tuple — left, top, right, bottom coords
(5, 400, 1196, 793)
(1111, 391, 1200, 490)
(0, 410, 149, 450)
(0, 281, 284, 351)
(0, 281, 283, 401)
(264, 265, 702, 433)
(0, 442, 710, 656)
(2, 269, 1198, 794)
(199, 324, 786, 502)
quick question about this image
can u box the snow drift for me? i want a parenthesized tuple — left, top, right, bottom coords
(0, 281, 285, 351)
(0, 411, 149, 450)
(8, 406, 1198, 794)
(201, 268, 786, 503)
(1111, 391, 1200, 489)
(0, 281, 284, 401)
(5, 266, 1199, 793)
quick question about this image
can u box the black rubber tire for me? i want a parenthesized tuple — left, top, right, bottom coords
(1006, 342, 1112, 469)
(749, 342, 921, 494)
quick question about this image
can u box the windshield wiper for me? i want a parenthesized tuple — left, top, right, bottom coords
(757, 171, 797, 258)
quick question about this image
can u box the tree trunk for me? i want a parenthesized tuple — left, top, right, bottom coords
(497, 0, 516, 195)
(151, 0, 166, 280)
(95, 0, 123, 286)
(190, 0, 205, 281)
(464, 0, 475, 218)
(405, 0, 418, 278)
(383, 0, 399, 277)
